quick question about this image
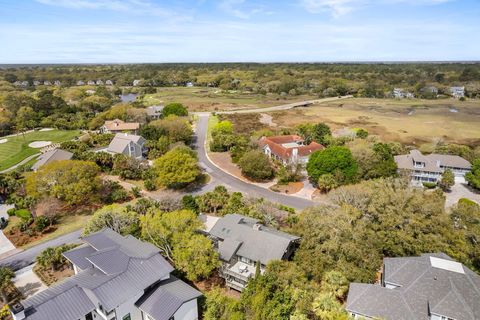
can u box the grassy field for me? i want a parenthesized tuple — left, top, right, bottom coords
(142, 87, 318, 112)
(269, 98, 480, 146)
(0, 130, 80, 171)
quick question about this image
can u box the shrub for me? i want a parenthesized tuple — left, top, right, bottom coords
(238, 150, 274, 181)
(356, 128, 369, 139)
(35, 216, 50, 232)
(7, 208, 15, 217)
(163, 103, 188, 117)
(306, 146, 358, 184)
(317, 174, 339, 193)
(15, 209, 32, 220)
(422, 182, 437, 189)
(131, 186, 142, 198)
(144, 179, 157, 191)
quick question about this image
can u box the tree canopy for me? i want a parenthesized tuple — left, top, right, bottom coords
(306, 146, 358, 184)
(153, 147, 200, 188)
(163, 102, 188, 117)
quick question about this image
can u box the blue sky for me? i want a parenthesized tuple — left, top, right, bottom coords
(0, 0, 479, 63)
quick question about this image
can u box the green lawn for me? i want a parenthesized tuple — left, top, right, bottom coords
(0, 130, 80, 171)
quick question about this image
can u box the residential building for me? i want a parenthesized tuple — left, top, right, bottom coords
(346, 253, 480, 320)
(205, 214, 300, 291)
(43, 81, 51, 86)
(392, 88, 414, 99)
(96, 80, 104, 85)
(105, 133, 146, 159)
(186, 82, 194, 87)
(31, 149, 73, 171)
(133, 80, 141, 86)
(77, 80, 85, 86)
(100, 119, 140, 134)
(87, 80, 96, 85)
(394, 149, 471, 185)
(10, 228, 201, 320)
(54, 80, 61, 86)
(449, 86, 465, 98)
(33, 80, 41, 86)
(259, 135, 324, 165)
(106, 80, 114, 86)
(145, 105, 164, 120)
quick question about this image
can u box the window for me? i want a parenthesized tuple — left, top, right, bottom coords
(122, 314, 131, 320)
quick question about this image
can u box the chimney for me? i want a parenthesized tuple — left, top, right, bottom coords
(292, 148, 298, 158)
(10, 302, 25, 320)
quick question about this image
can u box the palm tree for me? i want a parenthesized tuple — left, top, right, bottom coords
(0, 267, 15, 304)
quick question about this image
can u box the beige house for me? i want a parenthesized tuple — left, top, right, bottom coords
(100, 119, 140, 134)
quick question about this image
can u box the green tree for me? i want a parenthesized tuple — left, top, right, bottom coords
(210, 120, 236, 152)
(306, 146, 358, 184)
(163, 102, 188, 117)
(356, 128, 369, 139)
(0, 267, 15, 304)
(317, 174, 339, 193)
(311, 293, 348, 320)
(204, 288, 245, 320)
(238, 150, 274, 181)
(313, 123, 332, 145)
(153, 147, 200, 188)
(198, 185, 230, 214)
(26, 160, 101, 205)
(15, 106, 37, 133)
(438, 169, 455, 191)
(466, 159, 480, 190)
(83, 204, 140, 236)
(36, 245, 76, 272)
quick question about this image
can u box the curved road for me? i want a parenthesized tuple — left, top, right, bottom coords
(195, 114, 316, 210)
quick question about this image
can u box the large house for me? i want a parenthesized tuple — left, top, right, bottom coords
(146, 105, 164, 120)
(450, 86, 465, 98)
(105, 133, 146, 159)
(101, 119, 140, 134)
(259, 135, 324, 165)
(10, 228, 202, 320)
(204, 214, 300, 291)
(31, 149, 73, 171)
(392, 88, 414, 99)
(346, 253, 480, 320)
(394, 149, 471, 185)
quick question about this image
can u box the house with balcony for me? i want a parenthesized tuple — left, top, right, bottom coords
(146, 105, 164, 120)
(205, 214, 300, 291)
(9, 228, 201, 320)
(394, 149, 471, 185)
(392, 88, 414, 99)
(346, 253, 480, 320)
(259, 135, 324, 165)
(449, 86, 465, 99)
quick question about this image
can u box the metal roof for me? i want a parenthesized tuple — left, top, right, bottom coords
(394, 150, 471, 173)
(136, 276, 201, 320)
(31, 149, 73, 171)
(209, 214, 300, 264)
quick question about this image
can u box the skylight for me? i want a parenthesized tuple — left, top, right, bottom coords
(430, 257, 465, 274)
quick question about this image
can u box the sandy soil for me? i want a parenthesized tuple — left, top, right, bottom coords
(0, 139, 7, 144)
(28, 141, 52, 148)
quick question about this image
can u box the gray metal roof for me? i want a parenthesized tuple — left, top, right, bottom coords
(22, 228, 175, 319)
(32, 149, 73, 171)
(146, 105, 164, 116)
(136, 276, 201, 320)
(209, 214, 300, 265)
(218, 238, 242, 261)
(107, 133, 145, 154)
(346, 253, 480, 320)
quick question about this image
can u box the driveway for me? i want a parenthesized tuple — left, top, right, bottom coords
(0, 203, 17, 258)
(13, 264, 47, 299)
(445, 177, 480, 208)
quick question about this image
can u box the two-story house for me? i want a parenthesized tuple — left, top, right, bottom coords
(10, 228, 201, 320)
(259, 135, 324, 165)
(346, 253, 480, 320)
(449, 86, 465, 98)
(104, 133, 146, 159)
(204, 214, 300, 291)
(145, 106, 164, 120)
(394, 149, 471, 185)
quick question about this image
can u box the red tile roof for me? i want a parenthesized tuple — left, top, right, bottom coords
(259, 135, 324, 161)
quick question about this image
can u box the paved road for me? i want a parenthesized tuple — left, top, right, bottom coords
(217, 95, 353, 114)
(0, 229, 83, 271)
(195, 114, 316, 210)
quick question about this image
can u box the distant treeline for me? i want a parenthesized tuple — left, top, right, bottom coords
(1, 63, 480, 98)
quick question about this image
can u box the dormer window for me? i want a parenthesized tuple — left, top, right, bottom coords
(414, 161, 425, 168)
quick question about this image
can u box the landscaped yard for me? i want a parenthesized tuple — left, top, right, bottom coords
(0, 129, 80, 171)
(142, 87, 318, 112)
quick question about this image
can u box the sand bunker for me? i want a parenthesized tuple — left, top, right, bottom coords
(0, 139, 7, 144)
(39, 128, 54, 132)
(28, 141, 52, 148)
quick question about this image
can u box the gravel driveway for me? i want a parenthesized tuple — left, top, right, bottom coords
(445, 177, 480, 208)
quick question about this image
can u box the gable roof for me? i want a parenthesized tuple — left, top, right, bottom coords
(146, 105, 164, 116)
(259, 135, 324, 161)
(208, 214, 300, 264)
(31, 149, 73, 171)
(136, 276, 201, 320)
(103, 119, 140, 131)
(107, 133, 145, 154)
(346, 253, 480, 320)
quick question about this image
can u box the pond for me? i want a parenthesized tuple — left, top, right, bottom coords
(119, 93, 138, 103)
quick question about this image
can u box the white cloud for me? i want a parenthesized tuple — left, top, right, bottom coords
(218, 0, 267, 19)
(299, 0, 451, 17)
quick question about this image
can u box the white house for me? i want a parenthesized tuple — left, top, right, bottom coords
(346, 253, 480, 320)
(449, 86, 465, 98)
(106, 80, 114, 86)
(77, 80, 85, 86)
(10, 228, 202, 320)
(392, 88, 414, 99)
(394, 149, 471, 185)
